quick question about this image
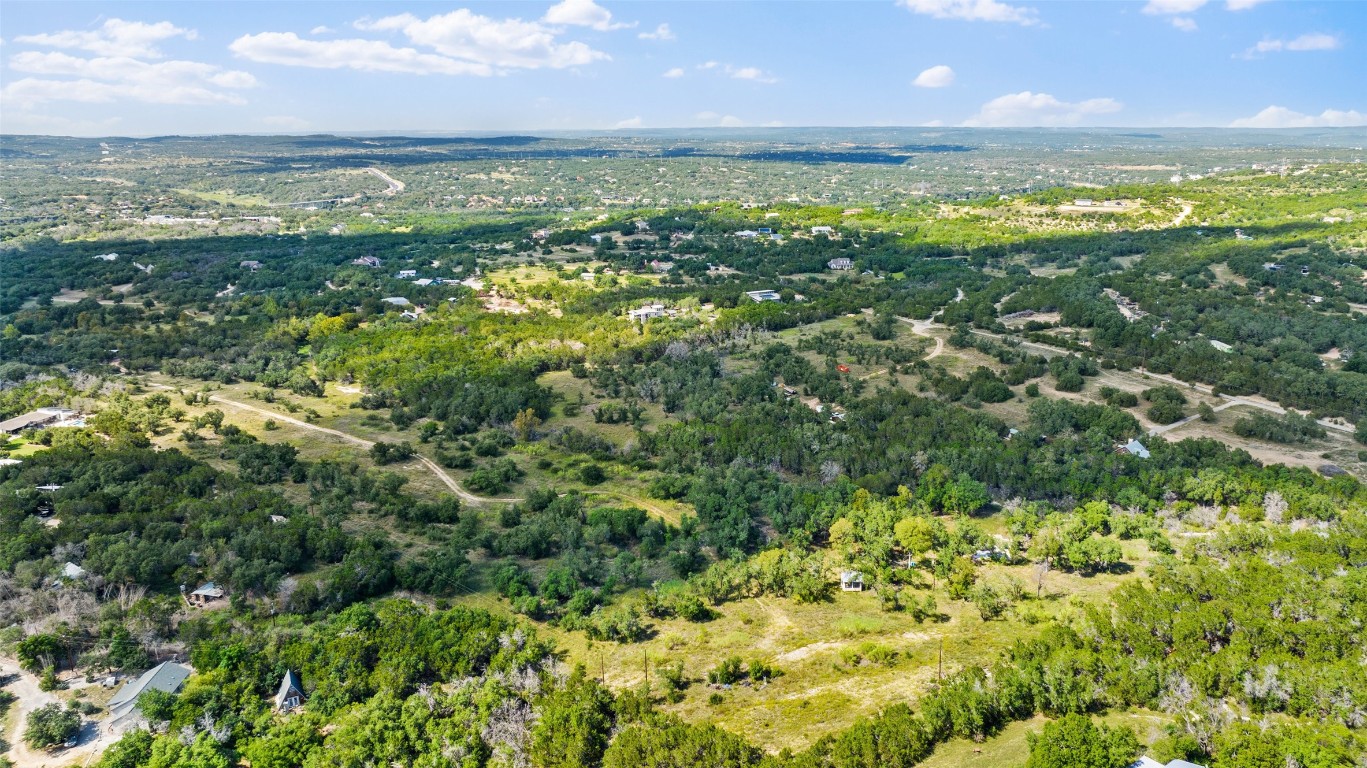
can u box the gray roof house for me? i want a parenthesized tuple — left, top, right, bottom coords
(1121, 439, 1151, 459)
(275, 670, 306, 712)
(108, 661, 192, 724)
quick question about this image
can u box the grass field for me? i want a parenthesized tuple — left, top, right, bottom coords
(506, 536, 1160, 754)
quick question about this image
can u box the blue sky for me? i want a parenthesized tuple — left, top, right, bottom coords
(1, 0, 1363, 135)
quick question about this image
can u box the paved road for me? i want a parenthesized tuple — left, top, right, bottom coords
(367, 167, 404, 195)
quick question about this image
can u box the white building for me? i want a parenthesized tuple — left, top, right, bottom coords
(628, 304, 667, 322)
(746, 290, 781, 302)
(811, 225, 834, 235)
(827, 258, 853, 271)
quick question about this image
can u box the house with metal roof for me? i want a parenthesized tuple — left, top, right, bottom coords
(275, 670, 306, 713)
(107, 661, 192, 725)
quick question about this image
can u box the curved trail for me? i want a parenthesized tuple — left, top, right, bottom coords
(582, 489, 681, 524)
(900, 325, 1354, 436)
(1172, 200, 1193, 228)
(148, 384, 520, 505)
(898, 317, 945, 359)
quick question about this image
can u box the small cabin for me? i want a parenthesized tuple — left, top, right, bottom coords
(275, 670, 306, 713)
(187, 582, 225, 607)
(840, 571, 864, 592)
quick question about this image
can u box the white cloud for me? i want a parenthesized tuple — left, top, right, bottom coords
(15, 18, 193, 59)
(693, 111, 745, 127)
(235, 9, 609, 75)
(639, 23, 675, 41)
(1242, 32, 1341, 57)
(1171, 16, 1198, 31)
(261, 115, 311, 130)
(310, 25, 335, 35)
(3, 49, 255, 107)
(1230, 105, 1367, 128)
(543, 0, 634, 31)
(1142, 0, 1208, 14)
(898, 0, 1039, 26)
(358, 10, 608, 69)
(231, 32, 493, 75)
(693, 61, 776, 83)
(963, 90, 1122, 127)
(913, 64, 955, 88)
(730, 66, 777, 84)
(1226, 0, 1271, 9)
(662, 66, 684, 78)
(612, 116, 643, 129)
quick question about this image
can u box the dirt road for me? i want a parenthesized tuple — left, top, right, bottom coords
(1171, 200, 1193, 228)
(147, 384, 520, 506)
(3, 659, 60, 768)
(898, 317, 945, 360)
(909, 322, 1354, 436)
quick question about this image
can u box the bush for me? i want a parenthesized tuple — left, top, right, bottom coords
(24, 703, 79, 749)
(579, 464, 606, 485)
(1146, 401, 1186, 425)
(1024, 713, 1139, 768)
(971, 584, 1009, 620)
(1233, 412, 1326, 444)
(1055, 371, 1084, 392)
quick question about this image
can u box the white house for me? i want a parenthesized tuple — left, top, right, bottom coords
(628, 304, 667, 322)
(840, 571, 864, 592)
(827, 258, 853, 271)
(734, 230, 759, 238)
(746, 289, 781, 302)
(811, 225, 834, 235)
(396, 269, 418, 279)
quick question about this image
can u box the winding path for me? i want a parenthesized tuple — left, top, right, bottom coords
(1171, 200, 1193, 228)
(927, 325, 1354, 436)
(148, 385, 520, 505)
(898, 317, 945, 360)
